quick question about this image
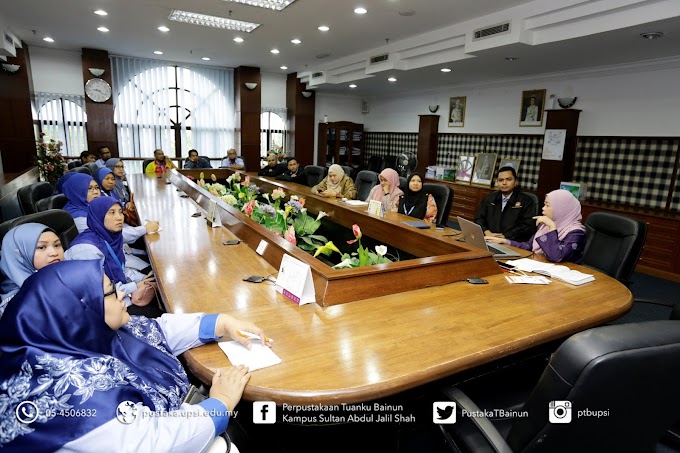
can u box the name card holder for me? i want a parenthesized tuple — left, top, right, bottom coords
(368, 199, 384, 217)
(275, 254, 315, 305)
(206, 200, 222, 228)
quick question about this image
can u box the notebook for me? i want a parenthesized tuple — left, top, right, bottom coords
(457, 216, 521, 258)
(402, 220, 431, 229)
(505, 258, 595, 286)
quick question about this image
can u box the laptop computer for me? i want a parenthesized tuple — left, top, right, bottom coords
(457, 216, 521, 258)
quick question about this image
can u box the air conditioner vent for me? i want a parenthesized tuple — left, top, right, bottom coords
(369, 53, 389, 64)
(4, 34, 13, 46)
(473, 22, 510, 40)
(312, 71, 324, 78)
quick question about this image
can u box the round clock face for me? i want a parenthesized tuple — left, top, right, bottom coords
(85, 78, 112, 102)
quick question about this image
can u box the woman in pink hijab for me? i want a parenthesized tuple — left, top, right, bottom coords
(365, 168, 404, 212)
(486, 189, 587, 263)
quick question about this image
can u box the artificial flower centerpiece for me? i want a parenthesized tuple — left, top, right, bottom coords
(35, 133, 67, 186)
(332, 224, 392, 268)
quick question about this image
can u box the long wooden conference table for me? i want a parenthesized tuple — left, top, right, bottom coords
(131, 171, 632, 405)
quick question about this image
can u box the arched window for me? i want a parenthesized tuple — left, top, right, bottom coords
(33, 94, 88, 154)
(112, 57, 234, 161)
(261, 109, 287, 164)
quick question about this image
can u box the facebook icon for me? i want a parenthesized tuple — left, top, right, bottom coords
(253, 401, 276, 424)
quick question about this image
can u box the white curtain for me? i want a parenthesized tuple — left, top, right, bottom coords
(33, 93, 88, 155)
(111, 57, 235, 159)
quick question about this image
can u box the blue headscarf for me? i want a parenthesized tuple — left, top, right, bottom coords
(0, 260, 190, 451)
(55, 171, 77, 194)
(105, 158, 129, 204)
(62, 173, 94, 219)
(70, 197, 126, 284)
(0, 223, 55, 306)
(95, 167, 119, 200)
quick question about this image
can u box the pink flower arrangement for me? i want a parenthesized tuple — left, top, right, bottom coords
(285, 225, 297, 246)
(244, 200, 256, 216)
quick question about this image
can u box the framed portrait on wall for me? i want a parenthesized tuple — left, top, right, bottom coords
(448, 96, 466, 127)
(519, 89, 546, 127)
(455, 155, 475, 183)
(471, 153, 497, 187)
(498, 158, 521, 176)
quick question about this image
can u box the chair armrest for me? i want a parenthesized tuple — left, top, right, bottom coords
(440, 387, 513, 453)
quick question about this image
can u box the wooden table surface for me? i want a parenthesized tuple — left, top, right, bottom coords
(131, 173, 632, 405)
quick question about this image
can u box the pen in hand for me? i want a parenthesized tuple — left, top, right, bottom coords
(237, 330, 274, 344)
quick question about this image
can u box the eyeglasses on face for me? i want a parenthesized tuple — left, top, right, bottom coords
(88, 185, 101, 192)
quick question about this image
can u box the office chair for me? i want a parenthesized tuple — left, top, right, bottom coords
(142, 159, 154, 173)
(70, 166, 91, 175)
(35, 194, 68, 212)
(367, 155, 383, 173)
(380, 155, 398, 172)
(423, 183, 453, 226)
(524, 192, 540, 216)
(399, 176, 407, 194)
(438, 320, 680, 453)
(84, 162, 100, 176)
(17, 182, 54, 215)
(355, 170, 379, 201)
(340, 165, 353, 178)
(304, 165, 327, 187)
(581, 212, 647, 286)
(0, 209, 78, 250)
(67, 161, 81, 170)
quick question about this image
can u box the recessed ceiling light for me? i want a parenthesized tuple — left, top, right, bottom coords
(440, 68, 451, 72)
(388, 77, 397, 82)
(354, 7, 367, 14)
(505, 56, 519, 61)
(154, 50, 163, 55)
(94, 9, 107, 16)
(271, 49, 280, 54)
(291, 39, 301, 44)
(349, 84, 357, 88)
(318, 25, 330, 32)
(234, 37, 244, 43)
(202, 57, 211, 61)
(43, 37, 54, 43)
(169, 9, 260, 33)
(158, 26, 170, 32)
(640, 31, 664, 40)
(97, 27, 109, 32)
(280, 66, 288, 70)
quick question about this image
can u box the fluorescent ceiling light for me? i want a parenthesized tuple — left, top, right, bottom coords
(318, 25, 330, 31)
(158, 26, 170, 32)
(43, 37, 54, 43)
(97, 27, 109, 32)
(94, 10, 107, 16)
(222, 0, 296, 11)
(354, 7, 367, 14)
(234, 37, 244, 43)
(291, 39, 301, 44)
(169, 10, 260, 33)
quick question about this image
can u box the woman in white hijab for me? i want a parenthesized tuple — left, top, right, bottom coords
(311, 164, 357, 199)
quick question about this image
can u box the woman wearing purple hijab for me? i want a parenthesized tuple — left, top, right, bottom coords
(486, 189, 586, 263)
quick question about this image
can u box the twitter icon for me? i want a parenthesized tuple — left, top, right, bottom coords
(433, 402, 457, 424)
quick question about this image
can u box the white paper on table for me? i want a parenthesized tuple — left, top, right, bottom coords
(218, 341, 281, 371)
(343, 200, 368, 206)
(505, 275, 551, 285)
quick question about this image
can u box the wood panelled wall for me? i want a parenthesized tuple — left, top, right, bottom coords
(82, 48, 117, 156)
(286, 73, 315, 167)
(234, 66, 261, 171)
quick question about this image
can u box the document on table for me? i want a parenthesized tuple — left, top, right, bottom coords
(505, 258, 595, 286)
(218, 341, 282, 371)
(505, 275, 551, 285)
(342, 200, 368, 206)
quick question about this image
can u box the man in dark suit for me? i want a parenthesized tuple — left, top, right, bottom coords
(184, 149, 211, 169)
(474, 166, 536, 242)
(276, 157, 308, 186)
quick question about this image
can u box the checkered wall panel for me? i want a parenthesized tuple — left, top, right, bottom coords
(365, 132, 418, 160)
(574, 138, 680, 210)
(365, 132, 391, 159)
(485, 135, 544, 191)
(437, 134, 486, 168)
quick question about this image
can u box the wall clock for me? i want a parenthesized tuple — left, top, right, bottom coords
(85, 78, 112, 102)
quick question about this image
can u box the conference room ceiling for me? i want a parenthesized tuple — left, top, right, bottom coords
(2, 0, 680, 96)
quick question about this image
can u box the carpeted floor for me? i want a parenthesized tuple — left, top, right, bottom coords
(609, 272, 680, 324)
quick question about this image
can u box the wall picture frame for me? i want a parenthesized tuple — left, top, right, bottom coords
(519, 89, 546, 127)
(471, 153, 497, 187)
(448, 96, 466, 127)
(455, 155, 475, 183)
(498, 158, 521, 176)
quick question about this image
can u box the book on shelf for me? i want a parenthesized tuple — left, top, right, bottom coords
(505, 258, 595, 286)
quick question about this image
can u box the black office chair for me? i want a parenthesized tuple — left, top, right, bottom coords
(142, 159, 154, 173)
(380, 155, 398, 172)
(70, 166, 91, 175)
(67, 161, 81, 170)
(422, 183, 453, 226)
(399, 176, 407, 194)
(0, 209, 78, 250)
(84, 162, 100, 176)
(367, 155, 383, 173)
(35, 194, 68, 212)
(340, 165, 353, 178)
(17, 182, 54, 215)
(581, 212, 647, 286)
(438, 321, 680, 453)
(305, 165, 327, 187)
(524, 191, 540, 216)
(355, 170, 379, 201)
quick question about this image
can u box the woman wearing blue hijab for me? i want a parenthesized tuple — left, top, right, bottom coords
(0, 223, 64, 318)
(62, 172, 100, 233)
(0, 260, 267, 451)
(95, 167, 119, 200)
(105, 158, 130, 204)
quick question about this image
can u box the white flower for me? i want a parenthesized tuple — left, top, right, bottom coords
(222, 194, 238, 206)
(315, 211, 328, 221)
(290, 195, 299, 201)
(375, 245, 387, 256)
(333, 258, 354, 269)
